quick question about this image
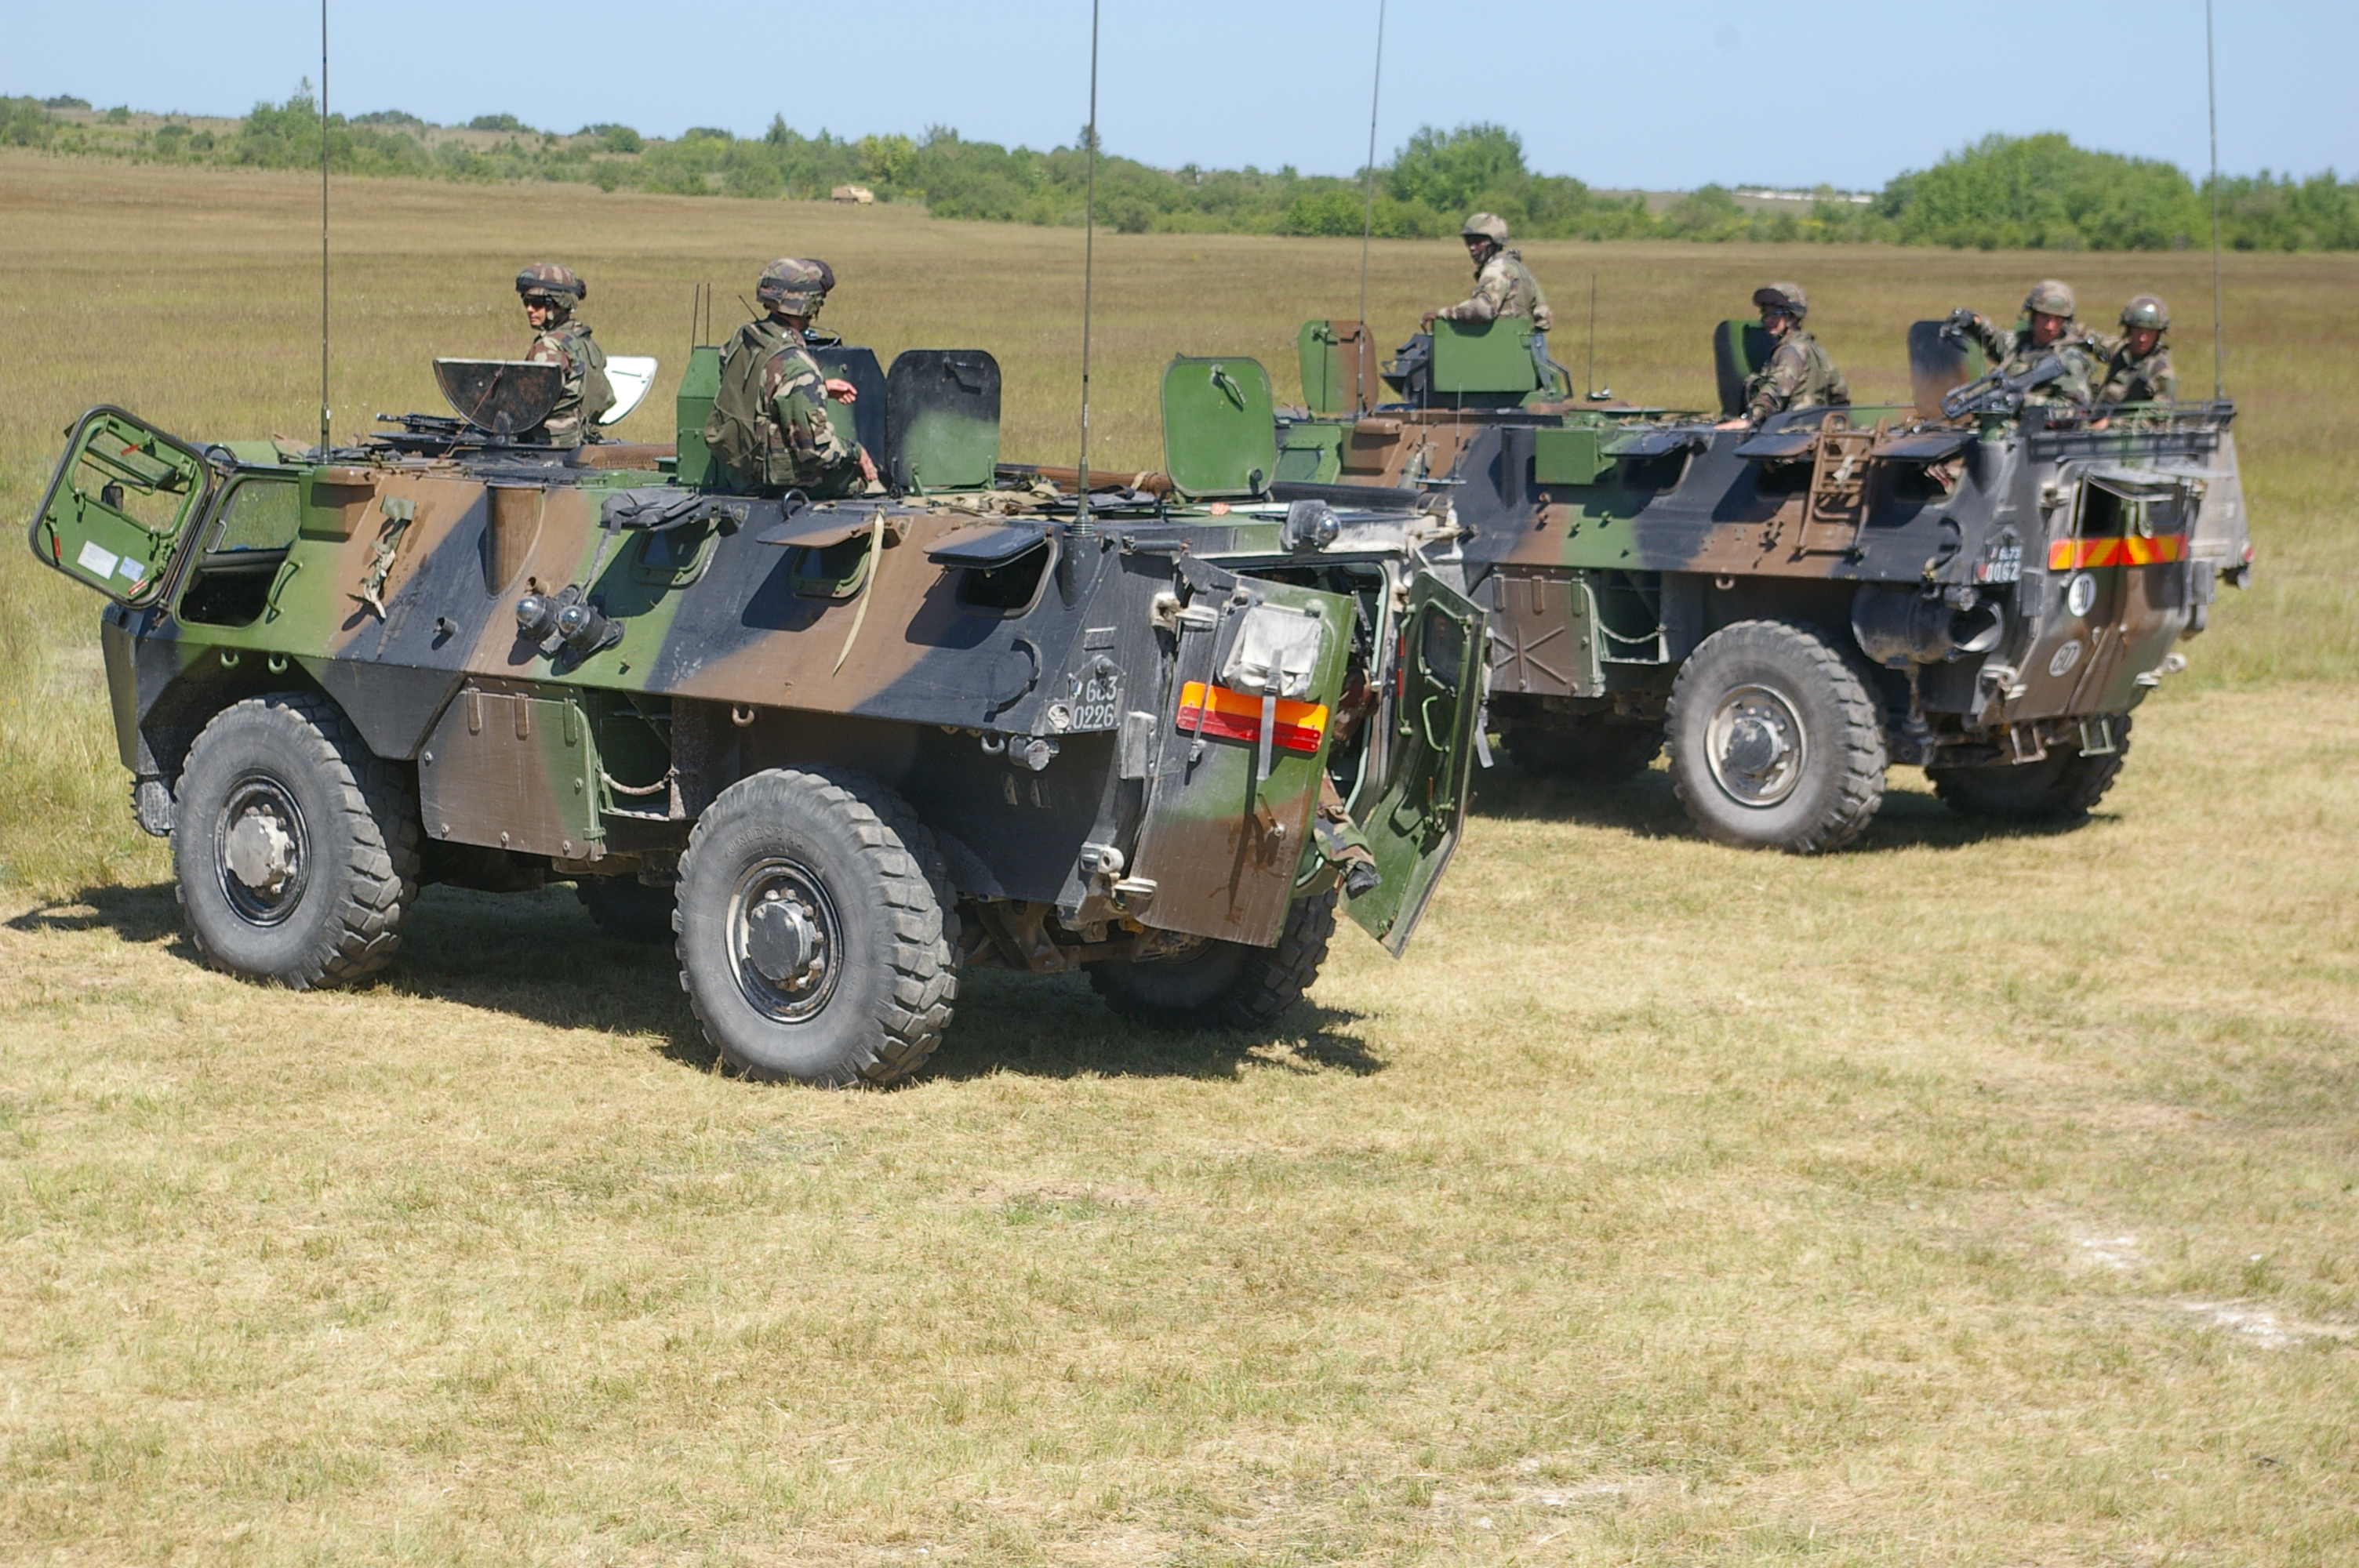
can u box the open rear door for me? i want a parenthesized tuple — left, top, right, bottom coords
(1346, 571, 1486, 954)
(27, 406, 213, 606)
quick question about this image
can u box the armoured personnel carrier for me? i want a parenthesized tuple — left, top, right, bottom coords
(27, 343, 1485, 1085)
(1267, 313, 2252, 851)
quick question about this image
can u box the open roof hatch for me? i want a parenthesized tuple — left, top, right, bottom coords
(1161, 356, 1277, 501)
(432, 358, 564, 434)
(885, 350, 1001, 491)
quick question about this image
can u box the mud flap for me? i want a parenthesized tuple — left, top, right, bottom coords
(27, 406, 214, 606)
(1346, 573, 1486, 955)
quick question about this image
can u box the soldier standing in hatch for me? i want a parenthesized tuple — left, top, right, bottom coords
(1423, 212, 1567, 394)
(2095, 293, 2177, 405)
(1941, 278, 2104, 411)
(703, 257, 877, 497)
(515, 263, 615, 447)
(1718, 281, 1848, 428)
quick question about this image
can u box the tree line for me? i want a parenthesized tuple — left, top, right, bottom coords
(5, 93, 2354, 252)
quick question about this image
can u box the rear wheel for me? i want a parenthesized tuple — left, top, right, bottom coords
(173, 692, 420, 988)
(1502, 716, 1662, 785)
(1665, 620, 1887, 853)
(1087, 889, 1336, 1029)
(1929, 718, 2132, 820)
(674, 768, 955, 1087)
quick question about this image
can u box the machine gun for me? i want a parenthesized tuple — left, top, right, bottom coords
(1941, 353, 2066, 419)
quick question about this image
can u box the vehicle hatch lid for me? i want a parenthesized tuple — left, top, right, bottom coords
(1161, 356, 1278, 500)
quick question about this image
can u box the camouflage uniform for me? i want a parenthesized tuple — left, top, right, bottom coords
(1436, 250, 1554, 330)
(2093, 340, 2175, 405)
(514, 263, 612, 448)
(704, 259, 863, 496)
(525, 319, 613, 447)
(2092, 295, 2175, 405)
(1951, 279, 2103, 410)
(1740, 285, 1848, 421)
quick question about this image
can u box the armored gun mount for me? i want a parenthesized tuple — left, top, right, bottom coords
(1256, 312, 2255, 852)
(28, 337, 1486, 1088)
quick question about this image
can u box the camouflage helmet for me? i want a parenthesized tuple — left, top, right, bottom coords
(757, 256, 831, 316)
(514, 261, 587, 306)
(1752, 281, 1809, 318)
(1460, 212, 1510, 245)
(2120, 292, 2171, 332)
(2023, 278, 2077, 319)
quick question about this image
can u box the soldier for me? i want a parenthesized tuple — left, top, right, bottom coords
(1721, 281, 1848, 427)
(514, 263, 614, 447)
(2095, 293, 2176, 405)
(1422, 212, 1566, 394)
(1941, 278, 2103, 410)
(702, 257, 877, 497)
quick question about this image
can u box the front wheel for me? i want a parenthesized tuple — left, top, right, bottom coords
(1665, 621, 1887, 853)
(1086, 889, 1336, 1029)
(674, 768, 956, 1087)
(1928, 718, 2132, 820)
(173, 692, 421, 988)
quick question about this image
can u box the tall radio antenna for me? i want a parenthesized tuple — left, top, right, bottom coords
(1074, 0, 1102, 525)
(1356, 0, 1387, 363)
(2206, 0, 2225, 400)
(318, 0, 332, 451)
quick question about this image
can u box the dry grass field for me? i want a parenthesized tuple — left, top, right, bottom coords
(0, 156, 2354, 1566)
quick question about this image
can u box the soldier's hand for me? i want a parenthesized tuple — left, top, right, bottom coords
(856, 446, 878, 485)
(1419, 310, 1437, 328)
(824, 378, 859, 404)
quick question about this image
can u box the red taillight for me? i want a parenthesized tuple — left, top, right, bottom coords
(1175, 681, 1329, 754)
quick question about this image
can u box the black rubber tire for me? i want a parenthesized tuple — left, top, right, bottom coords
(1087, 888, 1337, 1029)
(1665, 620, 1887, 854)
(172, 691, 420, 989)
(1929, 717, 2132, 820)
(674, 767, 956, 1087)
(1502, 717, 1663, 785)
(576, 877, 677, 944)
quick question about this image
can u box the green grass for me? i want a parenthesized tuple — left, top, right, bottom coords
(0, 155, 2354, 1566)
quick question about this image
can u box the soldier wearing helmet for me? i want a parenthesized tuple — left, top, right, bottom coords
(514, 263, 615, 447)
(1732, 281, 1848, 425)
(2095, 294, 2176, 405)
(1940, 279, 2103, 410)
(1423, 212, 1567, 393)
(702, 257, 877, 496)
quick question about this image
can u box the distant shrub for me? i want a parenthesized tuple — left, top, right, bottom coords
(42, 95, 89, 111)
(467, 113, 529, 133)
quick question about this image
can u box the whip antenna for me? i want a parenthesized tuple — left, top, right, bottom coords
(2206, 0, 2225, 400)
(1356, 0, 1387, 397)
(1074, 0, 1102, 524)
(318, 0, 332, 451)
(1586, 272, 1597, 397)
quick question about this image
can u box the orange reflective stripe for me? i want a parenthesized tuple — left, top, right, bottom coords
(1175, 681, 1329, 753)
(2046, 534, 2188, 571)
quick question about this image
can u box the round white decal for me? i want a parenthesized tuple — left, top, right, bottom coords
(2048, 639, 2084, 677)
(2065, 572, 2098, 617)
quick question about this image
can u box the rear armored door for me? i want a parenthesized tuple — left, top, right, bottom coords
(1345, 572, 1486, 954)
(28, 408, 214, 605)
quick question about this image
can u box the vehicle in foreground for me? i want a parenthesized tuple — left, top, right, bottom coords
(27, 346, 1484, 1084)
(1269, 314, 2253, 851)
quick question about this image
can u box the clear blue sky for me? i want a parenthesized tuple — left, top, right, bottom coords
(5, 0, 2350, 191)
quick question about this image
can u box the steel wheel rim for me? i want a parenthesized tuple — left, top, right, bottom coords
(1705, 682, 1808, 809)
(214, 773, 311, 926)
(727, 856, 844, 1025)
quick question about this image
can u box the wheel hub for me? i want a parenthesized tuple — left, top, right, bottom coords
(215, 778, 309, 924)
(224, 809, 298, 895)
(745, 893, 826, 991)
(729, 859, 842, 1023)
(1706, 684, 1807, 808)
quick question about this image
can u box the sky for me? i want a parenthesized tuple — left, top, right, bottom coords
(5, 0, 2351, 191)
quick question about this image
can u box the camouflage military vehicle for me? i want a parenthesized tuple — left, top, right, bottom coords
(1268, 312, 2253, 851)
(27, 343, 1485, 1085)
